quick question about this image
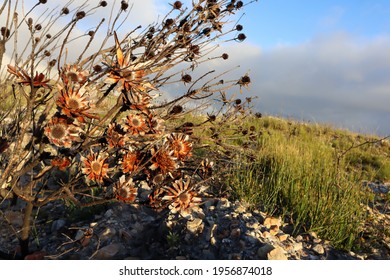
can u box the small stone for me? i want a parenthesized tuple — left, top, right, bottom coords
(100, 227, 116, 241)
(296, 235, 303, 242)
(312, 244, 325, 255)
(269, 225, 279, 236)
(3, 211, 23, 227)
(257, 243, 275, 259)
(313, 238, 322, 244)
(267, 247, 288, 260)
(104, 209, 114, 219)
(235, 204, 246, 214)
(93, 244, 121, 259)
(263, 217, 281, 229)
(277, 234, 289, 242)
(293, 242, 303, 251)
(309, 231, 318, 239)
(119, 229, 133, 244)
(230, 228, 241, 238)
(187, 218, 204, 234)
(51, 219, 66, 232)
(206, 224, 218, 242)
(90, 222, 98, 228)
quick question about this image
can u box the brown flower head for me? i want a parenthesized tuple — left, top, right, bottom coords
(149, 146, 177, 175)
(199, 158, 214, 178)
(7, 65, 50, 88)
(81, 151, 109, 183)
(162, 176, 202, 217)
(113, 175, 137, 203)
(148, 115, 165, 135)
(121, 150, 140, 174)
(61, 64, 89, 86)
(51, 157, 71, 171)
(44, 117, 80, 148)
(123, 113, 149, 136)
(106, 122, 127, 148)
(105, 32, 156, 93)
(148, 187, 167, 210)
(56, 87, 98, 122)
(167, 133, 192, 161)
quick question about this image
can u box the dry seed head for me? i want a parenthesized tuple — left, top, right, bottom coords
(88, 30, 95, 36)
(173, 1, 183, 9)
(76, 11, 86, 20)
(100, 1, 108, 7)
(235, 99, 241, 105)
(121, 1, 129, 10)
(35, 24, 42, 31)
(236, 24, 243, 31)
(46, 34, 52, 39)
(222, 53, 229, 60)
(236, 1, 244, 9)
(170, 105, 183, 115)
(44, 50, 51, 56)
(39, 0, 47, 4)
(61, 7, 70, 15)
(237, 33, 246, 42)
(1, 27, 10, 38)
(49, 59, 56, 67)
(182, 74, 192, 83)
(165, 18, 174, 27)
(28, 18, 33, 26)
(35, 37, 40, 43)
(93, 64, 102, 72)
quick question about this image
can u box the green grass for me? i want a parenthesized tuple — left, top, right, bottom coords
(190, 114, 389, 251)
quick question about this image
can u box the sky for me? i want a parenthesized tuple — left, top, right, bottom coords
(3, 0, 390, 136)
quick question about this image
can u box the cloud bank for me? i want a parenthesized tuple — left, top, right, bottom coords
(222, 32, 390, 136)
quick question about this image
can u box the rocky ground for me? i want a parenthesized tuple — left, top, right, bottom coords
(0, 182, 389, 260)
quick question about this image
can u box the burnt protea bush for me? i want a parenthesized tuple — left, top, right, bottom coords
(0, 0, 254, 258)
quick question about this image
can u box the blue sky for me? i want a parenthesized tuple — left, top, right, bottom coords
(245, 0, 390, 48)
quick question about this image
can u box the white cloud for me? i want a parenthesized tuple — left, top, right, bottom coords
(197, 32, 390, 135)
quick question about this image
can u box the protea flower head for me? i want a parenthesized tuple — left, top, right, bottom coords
(81, 151, 110, 183)
(167, 133, 192, 161)
(44, 117, 80, 148)
(113, 175, 138, 203)
(162, 176, 202, 217)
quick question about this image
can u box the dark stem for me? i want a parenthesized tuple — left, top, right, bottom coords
(19, 201, 33, 258)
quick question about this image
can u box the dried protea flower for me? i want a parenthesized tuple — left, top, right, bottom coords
(148, 187, 167, 209)
(149, 147, 177, 175)
(44, 117, 80, 148)
(199, 158, 214, 178)
(61, 64, 89, 86)
(149, 116, 165, 135)
(100, 1, 108, 7)
(121, 1, 129, 10)
(113, 175, 138, 203)
(56, 88, 98, 123)
(162, 176, 202, 217)
(106, 123, 127, 148)
(173, 1, 182, 9)
(81, 151, 110, 183)
(121, 151, 140, 174)
(123, 113, 149, 136)
(76, 11, 86, 20)
(51, 157, 71, 171)
(250, 125, 256, 132)
(182, 74, 192, 83)
(237, 33, 246, 42)
(167, 133, 192, 161)
(236, 24, 243, 31)
(61, 7, 70, 15)
(222, 53, 229, 60)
